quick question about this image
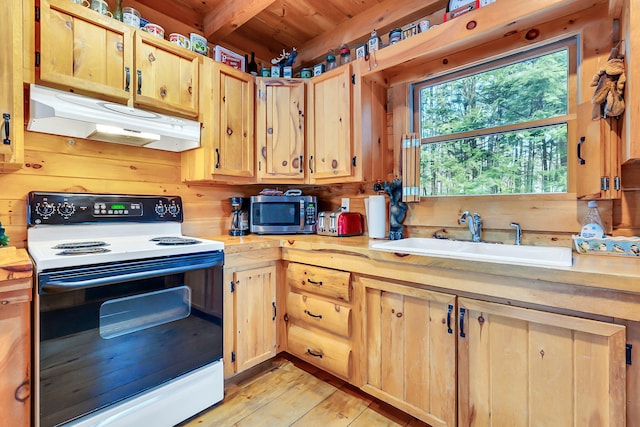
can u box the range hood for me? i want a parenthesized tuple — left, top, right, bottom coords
(27, 84, 201, 152)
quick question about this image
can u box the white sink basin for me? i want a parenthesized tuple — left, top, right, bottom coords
(370, 237, 573, 267)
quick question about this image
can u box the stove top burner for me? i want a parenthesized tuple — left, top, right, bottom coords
(53, 241, 109, 249)
(150, 237, 200, 246)
(56, 247, 112, 256)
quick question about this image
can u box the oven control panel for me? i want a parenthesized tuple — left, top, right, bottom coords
(27, 192, 184, 225)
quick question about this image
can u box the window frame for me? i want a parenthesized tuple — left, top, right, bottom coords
(410, 38, 578, 198)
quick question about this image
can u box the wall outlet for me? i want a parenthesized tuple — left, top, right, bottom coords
(341, 198, 350, 212)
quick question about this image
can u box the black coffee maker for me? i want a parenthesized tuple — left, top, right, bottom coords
(228, 197, 249, 236)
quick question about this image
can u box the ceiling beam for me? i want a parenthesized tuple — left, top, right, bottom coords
(204, 0, 278, 41)
(298, 0, 447, 65)
(132, 0, 204, 31)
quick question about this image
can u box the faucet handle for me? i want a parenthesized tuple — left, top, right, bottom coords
(510, 222, 522, 245)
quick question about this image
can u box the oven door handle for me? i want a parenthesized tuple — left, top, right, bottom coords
(41, 259, 222, 293)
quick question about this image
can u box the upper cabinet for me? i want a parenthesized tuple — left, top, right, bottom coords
(133, 31, 199, 117)
(621, 0, 640, 163)
(307, 65, 354, 183)
(37, 0, 199, 118)
(255, 78, 306, 184)
(182, 60, 254, 183)
(38, 0, 133, 103)
(0, 0, 25, 171)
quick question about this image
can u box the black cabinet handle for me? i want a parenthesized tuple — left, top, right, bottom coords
(215, 148, 220, 169)
(577, 136, 586, 165)
(459, 307, 466, 338)
(272, 302, 276, 321)
(307, 348, 323, 358)
(299, 155, 303, 173)
(125, 67, 130, 92)
(306, 278, 323, 286)
(447, 304, 453, 334)
(304, 309, 323, 319)
(136, 70, 142, 95)
(309, 155, 314, 173)
(3, 113, 10, 145)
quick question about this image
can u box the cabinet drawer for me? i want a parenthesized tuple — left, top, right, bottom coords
(287, 324, 351, 379)
(287, 263, 351, 303)
(287, 292, 351, 338)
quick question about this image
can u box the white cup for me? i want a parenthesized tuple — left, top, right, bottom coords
(190, 33, 208, 55)
(169, 33, 191, 50)
(90, 0, 112, 17)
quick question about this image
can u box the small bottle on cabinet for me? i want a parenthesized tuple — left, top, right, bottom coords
(579, 201, 605, 238)
(339, 44, 351, 65)
(113, 0, 123, 21)
(248, 52, 258, 76)
(326, 49, 337, 71)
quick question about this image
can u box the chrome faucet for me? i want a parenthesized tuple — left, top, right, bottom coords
(460, 211, 482, 242)
(510, 222, 522, 245)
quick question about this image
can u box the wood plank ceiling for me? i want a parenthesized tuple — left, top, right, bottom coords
(134, 0, 448, 68)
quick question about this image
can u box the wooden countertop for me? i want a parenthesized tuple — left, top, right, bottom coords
(0, 247, 33, 292)
(204, 234, 640, 295)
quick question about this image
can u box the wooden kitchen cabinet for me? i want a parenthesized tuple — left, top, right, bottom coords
(38, 0, 200, 117)
(223, 262, 277, 377)
(133, 31, 199, 117)
(307, 65, 353, 183)
(458, 297, 626, 426)
(182, 60, 254, 182)
(255, 78, 306, 183)
(285, 262, 355, 380)
(357, 276, 456, 427)
(38, 0, 133, 103)
(0, 248, 33, 427)
(0, 0, 25, 171)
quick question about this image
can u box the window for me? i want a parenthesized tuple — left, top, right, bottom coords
(412, 40, 576, 197)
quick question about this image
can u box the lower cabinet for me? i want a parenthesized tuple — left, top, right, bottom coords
(357, 276, 457, 427)
(458, 297, 626, 426)
(223, 263, 277, 377)
(285, 262, 354, 380)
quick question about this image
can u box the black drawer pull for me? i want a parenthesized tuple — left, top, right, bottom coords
(3, 113, 10, 145)
(446, 304, 453, 334)
(307, 348, 323, 358)
(304, 309, 322, 319)
(307, 278, 323, 286)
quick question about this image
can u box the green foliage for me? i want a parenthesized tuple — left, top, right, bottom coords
(0, 222, 8, 247)
(418, 49, 569, 196)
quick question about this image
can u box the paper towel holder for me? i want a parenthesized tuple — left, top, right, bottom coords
(373, 179, 407, 240)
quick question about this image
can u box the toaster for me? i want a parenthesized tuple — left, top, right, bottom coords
(317, 211, 363, 236)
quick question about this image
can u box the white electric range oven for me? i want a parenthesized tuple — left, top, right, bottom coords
(27, 192, 224, 427)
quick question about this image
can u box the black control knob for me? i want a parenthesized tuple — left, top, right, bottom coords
(154, 202, 168, 217)
(58, 202, 76, 219)
(168, 203, 181, 217)
(35, 202, 56, 219)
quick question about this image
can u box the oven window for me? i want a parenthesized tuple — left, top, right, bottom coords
(254, 202, 299, 225)
(38, 265, 222, 427)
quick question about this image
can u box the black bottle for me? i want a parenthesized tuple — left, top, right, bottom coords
(248, 52, 258, 76)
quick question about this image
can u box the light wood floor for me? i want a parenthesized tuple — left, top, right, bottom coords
(180, 354, 430, 427)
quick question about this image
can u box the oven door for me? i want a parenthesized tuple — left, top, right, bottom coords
(35, 251, 223, 427)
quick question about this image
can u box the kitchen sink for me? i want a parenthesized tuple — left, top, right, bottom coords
(369, 237, 573, 267)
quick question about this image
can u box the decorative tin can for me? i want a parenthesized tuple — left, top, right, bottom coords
(355, 43, 368, 60)
(260, 67, 271, 77)
(271, 66, 281, 78)
(300, 68, 312, 78)
(283, 66, 293, 78)
(313, 63, 325, 76)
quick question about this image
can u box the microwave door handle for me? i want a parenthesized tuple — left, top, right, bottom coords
(41, 260, 222, 293)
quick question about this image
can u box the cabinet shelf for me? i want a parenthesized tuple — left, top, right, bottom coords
(358, 0, 608, 82)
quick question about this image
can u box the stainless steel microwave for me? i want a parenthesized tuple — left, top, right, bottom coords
(250, 195, 317, 234)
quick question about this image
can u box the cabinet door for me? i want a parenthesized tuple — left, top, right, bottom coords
(133, 31, 199, 117)
(458, 297, 626, 426)
(0, 0, 24, 171)
(255, 78, 306, 183)
(308, 65, 353, 183)
(0, 289, 31, 427)
(234, 265, 277, 373)
(39, 0, 133, 102)
(359, 277, 456, 427)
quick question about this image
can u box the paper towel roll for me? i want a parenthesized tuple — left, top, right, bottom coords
(367, 195, 386, 239)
